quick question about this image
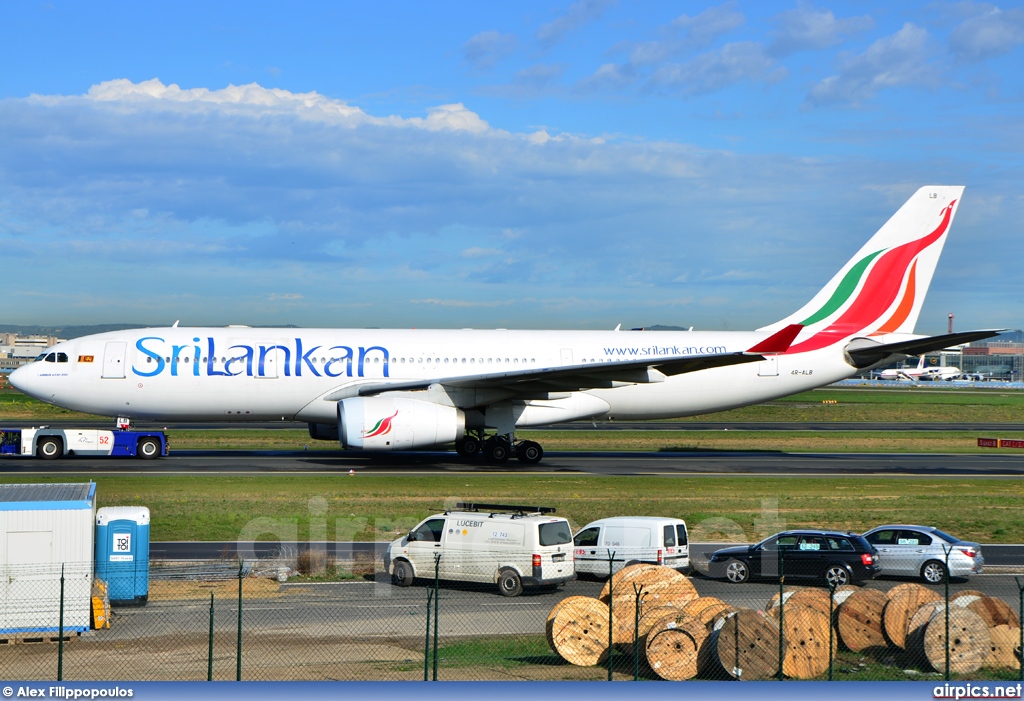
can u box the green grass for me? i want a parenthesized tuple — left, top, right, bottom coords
(1, 474, 1020, 544)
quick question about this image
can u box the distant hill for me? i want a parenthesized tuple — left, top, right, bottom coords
(630, 325, 693, 331)
(0, 324, 149, 338)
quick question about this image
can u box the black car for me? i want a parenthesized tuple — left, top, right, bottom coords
(707, 530, 880, 586)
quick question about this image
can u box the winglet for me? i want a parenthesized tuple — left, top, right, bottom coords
(746, 324, 803, 354)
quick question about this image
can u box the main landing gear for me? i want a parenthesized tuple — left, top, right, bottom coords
(455, 433, 544, 465)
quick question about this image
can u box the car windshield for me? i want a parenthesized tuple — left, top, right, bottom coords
(539, 521, 572, 546)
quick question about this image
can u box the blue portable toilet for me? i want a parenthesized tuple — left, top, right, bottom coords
(95, 506, 150, 605)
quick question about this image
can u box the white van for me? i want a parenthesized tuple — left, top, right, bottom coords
(572, 516, 689, 578)
(385, 502, 575, 596)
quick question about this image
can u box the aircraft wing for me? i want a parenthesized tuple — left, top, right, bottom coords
(326, 324, 803, 401)
(846, 330, 1003, 368)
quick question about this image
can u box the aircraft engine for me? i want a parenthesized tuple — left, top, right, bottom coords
(338, 397, 465, 451)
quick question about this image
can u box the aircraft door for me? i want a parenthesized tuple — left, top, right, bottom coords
(102, 342, 127, 379)
(758, 355, 779, 377)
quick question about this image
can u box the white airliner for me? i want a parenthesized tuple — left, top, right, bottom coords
(875, 354, 962, 381)
(11, 186, 999, 464)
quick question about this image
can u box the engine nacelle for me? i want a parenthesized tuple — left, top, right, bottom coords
(338, 397, 465, 451)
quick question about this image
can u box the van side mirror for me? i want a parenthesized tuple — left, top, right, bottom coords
(407, 531, 417, 542)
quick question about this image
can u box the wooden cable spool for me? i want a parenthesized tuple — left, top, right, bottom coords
(705, 609, 781, 680)
(681, 596, 739, 629)
(985, 625, 1022, 670)
(644, 613, 708, 680)
(886, 582, 931, 601)
(550, 597, 611, 666)
(767, 586, 807, 611)
(599, 563, 660, 601)
(958, 595, 1021, 630)
(608, 568, 698, 644)
(884, 585, 941, 649)
(836, 588, 888, 651)
(776, 604, 836, 679)
(546, 596, 596, 652)
(921, 606, 992, 675)
(778, 588, 833, 618)
(949, 589, 987, 602)
(906, 600, 945, 650)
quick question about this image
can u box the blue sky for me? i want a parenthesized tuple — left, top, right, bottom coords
(1, 1, 1022, 333)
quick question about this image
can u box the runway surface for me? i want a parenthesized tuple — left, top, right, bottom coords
(3, 448, 1024, 476)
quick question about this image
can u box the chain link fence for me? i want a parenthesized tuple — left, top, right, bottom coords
(1, 551, 1022, 682)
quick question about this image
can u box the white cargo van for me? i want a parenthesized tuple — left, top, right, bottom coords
(572, 516, 689, 578)
(385, 502, 575, 596)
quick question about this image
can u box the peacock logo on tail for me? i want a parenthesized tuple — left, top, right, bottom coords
(787, 200, 956, 354)
(362, 410, 399, 438)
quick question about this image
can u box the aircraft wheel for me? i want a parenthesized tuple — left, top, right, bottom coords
(455, 436, 481, 458)
(483, 436, 511, 463)
(516, 440, 543, 464)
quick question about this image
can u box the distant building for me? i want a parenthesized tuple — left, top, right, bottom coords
(0, 333, 64, 372)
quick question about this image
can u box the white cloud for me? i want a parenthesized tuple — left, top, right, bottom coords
(463, 30, 518, 71)
(650, 42, 784, 96)
(536, 0, 616, 49)
(948, 4, 1024, 61)
(768, 4, 874, 56)
(806, 23, 941, 107)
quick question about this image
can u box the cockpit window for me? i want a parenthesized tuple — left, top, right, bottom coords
(44, 353, 56, 363)
(57, 353, 68, 363)
(34, 353, 46, 362)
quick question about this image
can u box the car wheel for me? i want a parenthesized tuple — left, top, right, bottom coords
(37, 436, 62, 460)
(392, 560, 414, 587)
(921, 560, 948, 584)
(824, 565, 851, 587)
(725, 559, 749, 583)
(137, 437, 161, 459)
(498, 568, 523, 597)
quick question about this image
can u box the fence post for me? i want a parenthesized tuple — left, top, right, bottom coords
(943, 545, 951, 682)
(423, 588, 433, 682)
(828, 578, 837, 681)
(632, 583, 645, 681)
(606, 549, 616, 681)
(207, 592, 214, 681)
(236, 560, 243, 682)
(58, 563, 65, 682)
(777, 548, 785, 681)
(432, 552, 440, 681)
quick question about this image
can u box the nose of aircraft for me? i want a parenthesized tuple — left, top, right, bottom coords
(9, 364, 42, 400)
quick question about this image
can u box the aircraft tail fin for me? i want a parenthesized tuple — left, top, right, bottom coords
(759, 186, 964, 353)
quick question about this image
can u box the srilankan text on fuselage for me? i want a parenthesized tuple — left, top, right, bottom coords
(132, 336, 390, 379)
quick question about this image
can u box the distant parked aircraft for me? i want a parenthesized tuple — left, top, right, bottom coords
(875, 355, 962, 381)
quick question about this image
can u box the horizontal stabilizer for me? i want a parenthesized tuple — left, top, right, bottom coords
(846, 329, 1003, 368)
(746, 324, 802, 354)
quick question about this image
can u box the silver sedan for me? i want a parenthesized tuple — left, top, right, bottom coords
(861, 524, 983, 584)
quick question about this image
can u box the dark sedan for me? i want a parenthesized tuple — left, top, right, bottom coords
(707, 530, 881, 586)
